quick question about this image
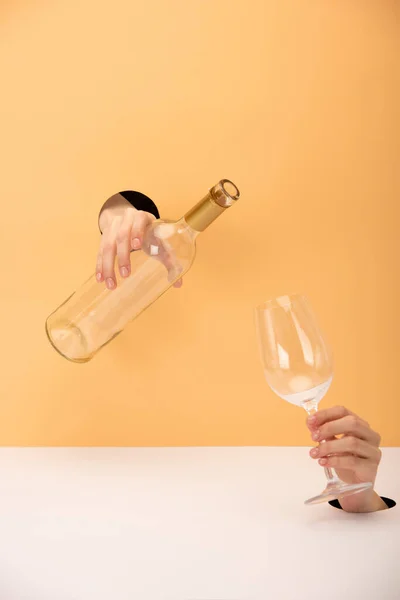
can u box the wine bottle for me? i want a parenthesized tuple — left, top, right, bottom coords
(46, 179, 240, 363)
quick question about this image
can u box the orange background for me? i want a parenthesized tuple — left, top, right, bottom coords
(1, 0, 399, 446)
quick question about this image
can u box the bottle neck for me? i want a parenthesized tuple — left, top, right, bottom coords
(177, 217, 200, 240)
(183, 192, 227, 233)
(183, 180, 240, 233)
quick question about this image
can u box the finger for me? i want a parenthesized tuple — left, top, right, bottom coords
(173, 278, 183, 288)
(307, 405, 355, 430)
(163, 248, 183, 283)
(314, 415, 380, 446)
(116, 216, 133, 278)
(307, 405, 351, 429)
(149, 240, 183, 288)
(143, 221, 183, 286)
(159, 242, 180, 281)
(151, 234, 183, 283)
(311, 430, 336, 442)
(131, 211, 155, 250)
(96, 250, 104, 282)
(310, 436, 380, 461)
(100, 220, 120, 290)
(317, 454, 373, 473)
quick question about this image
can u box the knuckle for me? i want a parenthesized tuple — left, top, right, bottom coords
(333, 405, 347, 417)
(348, 436, 359, 451)
(125, 205, 136, 217)
(342, 415, 358, 435)
(348, 415, 359, 431)
(134, 210, 146, 223)
(137, 210, 155, 226)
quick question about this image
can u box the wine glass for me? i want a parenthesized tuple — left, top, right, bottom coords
(255, 293, 372, 505)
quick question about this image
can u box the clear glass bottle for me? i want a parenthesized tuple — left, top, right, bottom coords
(46, 179, 240, 363)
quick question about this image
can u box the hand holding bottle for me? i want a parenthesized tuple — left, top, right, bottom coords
(46, 180, 239, 362)
(96, 193, 182, 290)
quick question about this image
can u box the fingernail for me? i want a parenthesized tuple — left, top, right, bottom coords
(319, 458, 328, 466)
(132, 238, 141, 250)
(106, 278, 115, 290)
(120, 266, 129, 278)
(312, 431, 320, 441)
(307, 416, 317, 426)
(310, 448, 319, 458)
(96, 273, 103, 282)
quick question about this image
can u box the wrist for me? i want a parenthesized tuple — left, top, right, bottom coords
(339, 489, 388, 513)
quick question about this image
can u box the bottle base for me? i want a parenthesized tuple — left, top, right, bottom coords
(45, 320, 93, 364)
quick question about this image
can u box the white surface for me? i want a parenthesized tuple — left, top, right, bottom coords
(0, 447, 398, 600)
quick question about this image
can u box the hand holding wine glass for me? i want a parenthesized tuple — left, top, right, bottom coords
(255, 294, 374, 505)
(307, 406, 387, 512)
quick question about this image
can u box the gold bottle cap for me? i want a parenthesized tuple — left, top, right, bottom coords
(184, 179, 240, 232)
(210, 179, 240, 207)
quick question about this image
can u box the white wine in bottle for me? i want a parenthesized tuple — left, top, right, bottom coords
(46, 179, 240, 363)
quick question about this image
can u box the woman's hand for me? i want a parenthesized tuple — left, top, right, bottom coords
(307, 406, 387, 512)
(96, 198, 183, 290)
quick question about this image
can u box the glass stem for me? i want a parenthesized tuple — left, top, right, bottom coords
(303, 400, 339, 485)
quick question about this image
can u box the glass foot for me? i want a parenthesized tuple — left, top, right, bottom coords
(304, 480, 373, 505)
